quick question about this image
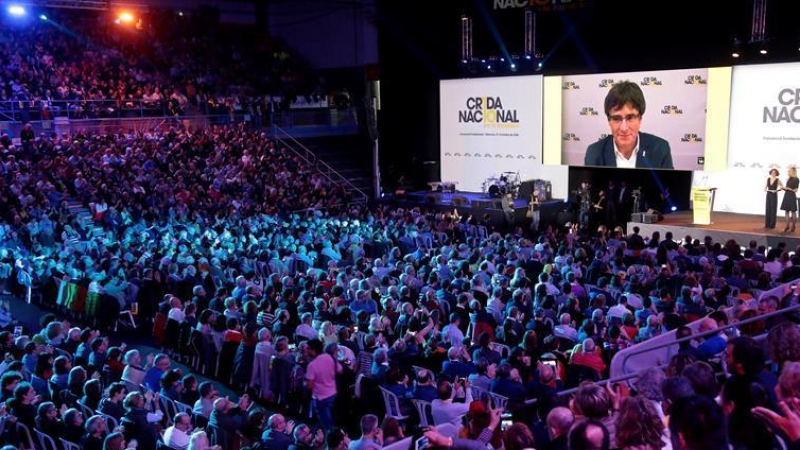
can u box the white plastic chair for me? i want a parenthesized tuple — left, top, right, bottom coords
(379, 386, 409, 421)
(411, 399, 433, 427)
(60, 438, 82, 450)
(16, 422, 36, 450)
(34, 428, 59, 450)
(488, 342, 510, 359)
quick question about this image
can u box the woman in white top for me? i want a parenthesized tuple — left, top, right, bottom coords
(121, 349, 153, 387)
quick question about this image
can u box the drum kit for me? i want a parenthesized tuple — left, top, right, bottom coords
(483, 172, 521, 198)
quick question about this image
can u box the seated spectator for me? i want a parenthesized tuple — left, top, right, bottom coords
(193, 381, 220, 419)
(164, 412, 193, 450)
(413, 369, 438, 402)
(98, 382, 127, 420)
(380, 417, 404, 446)
(568, 419, 610, 450)
(326, 427, 350, 450)
(721, 374, 776, 449)
(209, 395, 251, 447)
(81, 414, 107, 450)
(489, 363, 526, 399)
(180, 375, 200, 406)
(295, 313, 318, 342)
(160, 369, 184, 402)
(121, 391, 162, 450)
(8, 381, 39, 430)
(545, 406, 574, 450)
(142, 353, 171, 392)
(81, 378, 104, 411)
(36, 401, 63, 441)
(669, 395, 729, 450)
(570, 383, 617, 445)
(614, 396, 664, 450)
(63, 407, 86, 444)
(441, 346, 475, 382)
(569, 338, 606, 380)
(431, 379, 473, 427)
(695, 318, 728, 360)
(263, 413, 295, 450)
(349, 414, 382, 450)
(121, 350, 151, 387)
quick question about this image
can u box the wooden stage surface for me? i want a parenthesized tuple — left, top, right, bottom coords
(629, 211, 800, 249)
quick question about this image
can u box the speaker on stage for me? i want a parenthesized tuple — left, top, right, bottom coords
(630, 213, 643, 223)
(452, 195, 468, 207)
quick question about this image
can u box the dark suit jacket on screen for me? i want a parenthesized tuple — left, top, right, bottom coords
(584, 132, 673, 169)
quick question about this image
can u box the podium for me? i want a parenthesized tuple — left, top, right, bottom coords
(692, 187, 717, 225)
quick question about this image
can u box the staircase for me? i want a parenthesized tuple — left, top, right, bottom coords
(291, 134, 375, 197)
(64, 199, 104, 238)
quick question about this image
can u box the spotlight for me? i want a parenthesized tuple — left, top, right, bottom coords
(510, 64, 516, 69)
(525, 55, 531, 60)
(487, 65, 492, 70)
(759, 48, 768, 55)
(39, 14, 47, 21)
(731, 51, 740, 58)
(7, 5, 25, 16)
(670, 206, 677, 212)
(118, 12, 134, 23)
(537, 62, 543, 68)
(500, 57, 505, 62)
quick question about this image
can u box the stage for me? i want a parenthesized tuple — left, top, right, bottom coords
(393, 190, 800, 250)
(393, 190, 569, 227)
(628, 211, 800, 249)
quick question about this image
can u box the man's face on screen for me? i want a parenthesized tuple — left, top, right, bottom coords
(608, 103, 641, 151)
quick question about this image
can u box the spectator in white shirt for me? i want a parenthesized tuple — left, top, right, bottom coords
(295, 313, 318, 341)
(431, 379, 473, 427)
(168, 297, 186, 322)
(164, 412, 193, 450)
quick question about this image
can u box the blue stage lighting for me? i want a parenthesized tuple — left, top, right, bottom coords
(510, 64, 516, 69)
(39, 14, 48, 20)
(670, 206, 677, 212)
(525, 55, 531, 60)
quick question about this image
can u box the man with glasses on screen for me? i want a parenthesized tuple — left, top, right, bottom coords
(584, 81, 674, 169)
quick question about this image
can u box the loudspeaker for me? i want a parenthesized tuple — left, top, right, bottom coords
(452, 195, 469, 207)
(630, 213, 643, 223)
(643, 213, 658, 224)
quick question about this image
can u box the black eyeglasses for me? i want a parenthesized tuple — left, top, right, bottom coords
(608, 114, 640, 125)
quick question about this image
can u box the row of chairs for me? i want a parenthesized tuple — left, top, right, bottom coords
(377, 385, 510, 427)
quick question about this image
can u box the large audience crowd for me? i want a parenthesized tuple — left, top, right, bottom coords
(1, 121, 800, 450)
(0, 9, 800, 450)
(0, 9, 319, 121)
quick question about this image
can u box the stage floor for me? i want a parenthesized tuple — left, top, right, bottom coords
(629, 211, 800, 249)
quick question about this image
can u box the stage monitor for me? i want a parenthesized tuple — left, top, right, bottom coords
(440, 75, 544, 192)
(554, 68, 725, 171)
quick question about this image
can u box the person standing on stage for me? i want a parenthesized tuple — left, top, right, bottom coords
(502, 192, 515, 228)
(528, 190, 541, 232)
(781, 166, 799, 233)
(765, 168, 783, 229)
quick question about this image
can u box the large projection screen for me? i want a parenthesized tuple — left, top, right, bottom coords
(440, 75, 544, 192)
(727, 62, 800, 169)
(560, 68, 709, 171)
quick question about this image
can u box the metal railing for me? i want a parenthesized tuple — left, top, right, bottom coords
(271, 125, 369, 208)
(619, 301, 800, 377)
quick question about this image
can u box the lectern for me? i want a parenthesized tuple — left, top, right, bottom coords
(692, 187, 717, 225)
